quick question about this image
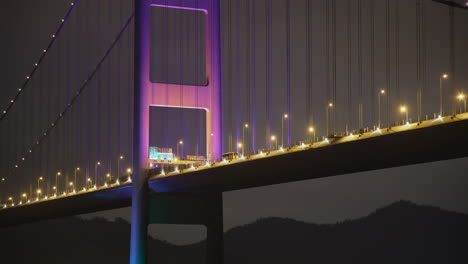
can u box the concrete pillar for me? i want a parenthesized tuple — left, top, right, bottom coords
(205, 193, 224, 264)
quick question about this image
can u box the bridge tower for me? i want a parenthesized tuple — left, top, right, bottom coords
(132, 0, 222, 263)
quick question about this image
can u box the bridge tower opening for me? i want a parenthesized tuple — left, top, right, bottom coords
(138, 0, 222, 169)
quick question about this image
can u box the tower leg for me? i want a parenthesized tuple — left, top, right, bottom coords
(130, 0, 150, 263)
(129, 182, 148, 264)
(206, 193, 224, 264)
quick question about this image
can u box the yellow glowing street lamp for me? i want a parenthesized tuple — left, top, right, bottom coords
(118, 155, 124, 182)
(106, 173, 112, 184)
(242, 123, 249, 155)
(400, 105, 408, 124)
(308, 126, 316, 143)
(440, 73, 449, 116)
(237, 142, 243, 156)
(281, 114, 289, 148)
(270, 135, 277, 150)
(378, 89, 386, 128)
(74, 167, 80, 189)
(95, 162, 101, 187)
(37, 176, 43, 191)
(177, 140, 184, 159)
(457, 93, 466, 113)
(126, 168, 133, 183)
(55, 172, 61, 194)
(326, 103, 334, 136)
(36, 189, 42, 199)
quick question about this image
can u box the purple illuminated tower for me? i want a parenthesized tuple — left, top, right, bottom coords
(131, 0, 222, 263)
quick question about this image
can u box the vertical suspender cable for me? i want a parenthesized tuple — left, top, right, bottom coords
(325, 0, 330, 135)
(266, 0, 272, 150)
(250, 0, 256, 153)
(235, 0, 240, 145)
(118, 0, 122, 160)
(108, 0, 112, 176)
(417, 0, 421, 122)
(358, 0, 364, 129)
(449, 6, 455, 114)
(386, 0, 390, 127)
(332, 0, 337, 133)
(422, 0, 427, 118)
(227, 0, 233, 152)
(164, 0, 169, 149)
(347, 0, 352, 131)
(227, 0, 234, 152)
(306, 0, 312, 128)
(97, 0, 102, 185)
(286, 0, 291, 145)
(326, 0, 330, 109)
(196, 0, 200, 156)
(77, 3, 82, 186)
(370, 0, 375, 124)
(179, 0, 184, 156)
(395, 0, 400, 111)
(246, 0, 251, 154)
(57, 25, 62, 180)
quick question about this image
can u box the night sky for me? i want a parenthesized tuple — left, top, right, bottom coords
(1, 0, 467, 245)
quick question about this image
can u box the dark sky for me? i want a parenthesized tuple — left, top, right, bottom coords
(1, 0, 468, 244)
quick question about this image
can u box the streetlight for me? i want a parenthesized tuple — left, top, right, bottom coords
(243, 123, 249, 155)
(52, 186, 57, 196)
(126, 168, 132, 182)
(37, 176, 43, 191)
(177, 140, 184, 159)
(457, 93, 466, 113)
(281, 114, 288, 147)
(326, 103, 333, 136)
(237, 142, 243, 156)
(55, 172, 61, 194)
(8, 197, 13, 206)
(36, 189, 42, 200)
(440, 73, 448, 116)
(106, 173, 111, 184)
(118, 155, 124, 183)
(74, 167, 80, 189)
(95, 162, 101, 187)
(270, 135, 277, 150)
(400, 105, 408, 124)
(378, 89, 386, 128)
(69, 182, 74, 193)
(21, 193, 27, 203)
(308, 126, 316, 143)
(86, 178, 92, 189)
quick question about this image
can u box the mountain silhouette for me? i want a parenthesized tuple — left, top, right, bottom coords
(0, 200, 466, 264)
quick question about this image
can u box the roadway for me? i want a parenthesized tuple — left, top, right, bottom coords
(1, 113, 468, 227)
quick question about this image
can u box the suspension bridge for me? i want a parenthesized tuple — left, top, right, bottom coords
(1, 0, 467, 263)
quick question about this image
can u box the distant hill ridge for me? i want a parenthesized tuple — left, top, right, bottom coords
(0, 200, 466, 264)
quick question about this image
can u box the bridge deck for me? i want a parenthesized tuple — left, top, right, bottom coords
(1, 114, 468, 227)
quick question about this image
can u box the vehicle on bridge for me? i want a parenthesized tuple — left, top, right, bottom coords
(222, 152, 239, 161)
